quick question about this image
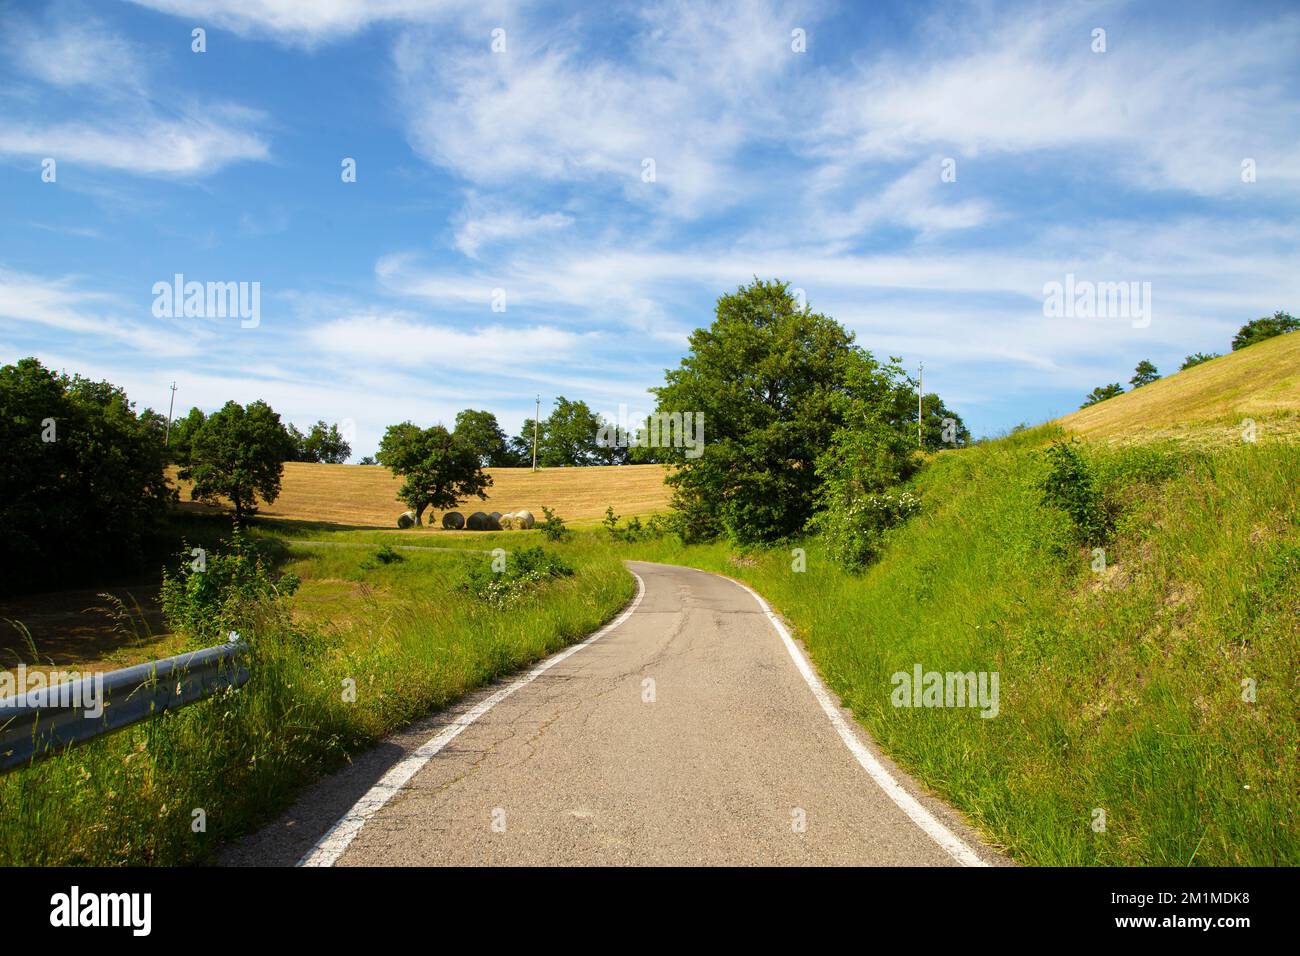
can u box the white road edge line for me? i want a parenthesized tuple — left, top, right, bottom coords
(730, 577, 990, 867)
(296, 572, 647, 867)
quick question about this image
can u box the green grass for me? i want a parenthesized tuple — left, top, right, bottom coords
(625, 425, 1299, 865)
(0, 527, 634, 865)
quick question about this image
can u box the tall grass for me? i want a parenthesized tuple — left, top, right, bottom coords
(628, 426, 1298, 865)
(0, 532, 633, 865)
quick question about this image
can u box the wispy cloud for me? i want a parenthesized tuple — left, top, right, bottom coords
(124, 0, 497, 47)
(0, 5, 269, 176)
(0, 269, 201, 357)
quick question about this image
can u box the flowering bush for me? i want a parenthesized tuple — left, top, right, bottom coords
(459, 546, 575, 609)
(812, 490, 921, 570)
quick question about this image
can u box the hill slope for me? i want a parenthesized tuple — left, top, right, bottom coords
(627, 343, 1300, 865)
(1057, 331, 1300, 444)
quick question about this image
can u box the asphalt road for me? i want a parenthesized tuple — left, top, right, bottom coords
(224, 561, 1004, 867)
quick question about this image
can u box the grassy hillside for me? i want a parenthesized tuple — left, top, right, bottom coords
(169, 462, 672, 528)
(1058, 331, 1300, 445)
(629, 428, 1298, 864)
(0, 527, 635, 864)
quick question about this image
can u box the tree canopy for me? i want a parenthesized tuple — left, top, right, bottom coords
(377, 422, 491, 524)
(1129, 360, 1160, 388)
(1232, 311, 1298, 351)
(454, 409, 520, 467)
(182, 400, 295, 519)
(292, 421, 353, 465)
(1081, 383, 1125, 408)
(1179, 352, 1220, 370)
(0, 357, 172, 592)
(513, 397, 626, 467)
(650, 278, 932, 543)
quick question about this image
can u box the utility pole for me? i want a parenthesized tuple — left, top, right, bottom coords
(917, 362, 923, 448)
(532, 394, 540, 472)
(164, 382, 178, 446)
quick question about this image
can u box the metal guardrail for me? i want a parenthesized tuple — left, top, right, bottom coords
(0, 639, 249, 773)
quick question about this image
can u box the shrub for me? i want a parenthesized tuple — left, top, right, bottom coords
(812, 490, 921, 571)
(458, 546, 575, 608)
(1179, 352, 1220, 370)
(602, 506, 671, 543)
(539, 506, 570, 542)
(160, 526, 299, 646)
(360, 544, 404, 570)
(1038, 441, 1110, 545)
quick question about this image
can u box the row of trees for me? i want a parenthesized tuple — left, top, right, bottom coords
(2, 353, 359, 593)
(1081, 311, 1297, 409)
(3, 279, 971, 586)
(1, 358, 173, 592)
(369, 280, 968, 538)
(170, 408, 350, 465)
(449, 401, 661, 468)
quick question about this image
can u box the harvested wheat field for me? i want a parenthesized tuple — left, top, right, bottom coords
(170, 463, 672, 529)
(1056, 331, 1300, 446)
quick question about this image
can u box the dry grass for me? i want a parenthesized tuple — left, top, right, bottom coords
(1056, 332, 1300, 446)
(170, 462, 672, 529)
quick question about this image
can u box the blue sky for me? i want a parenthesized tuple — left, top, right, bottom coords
(1, 0, 1297, 458)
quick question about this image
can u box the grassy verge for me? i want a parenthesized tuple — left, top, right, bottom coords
(0, 528, 634, 865)
(624, 425, 1298, 865)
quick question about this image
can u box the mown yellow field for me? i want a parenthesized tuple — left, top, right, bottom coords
(1056, 331, 1300, 445)
(171, 462, 673, 529)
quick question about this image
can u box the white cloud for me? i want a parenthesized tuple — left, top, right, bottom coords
(393, 0, 817, 216)
(816, 8, 1300, 196)
(124, 0, 491, 46)
(0, 8, 269, 176)
(0, 269, 201, 357)
(307, 310, 599, 369)
(453, 196, 573, 257)
(5, 8, 145, 92)
(0, 109, 269, 176)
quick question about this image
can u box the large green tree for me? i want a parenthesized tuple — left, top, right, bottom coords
(0, 357, 172, 593)
(182, 400, 295, 519)
(454, 409, 520, 467)
(168, 406, 207, 465)
(651, 279, 916, 543)
(514, 397, 625, 467)
(1232, 311, 1298, 351)
(377, 422, 491, 524)
(301, 420, 351, 463)
(885, 388, 972, 450)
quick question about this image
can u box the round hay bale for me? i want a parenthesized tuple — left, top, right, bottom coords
(467, 511, 491, 531)
(441, 511, 464, 530)
(514, 509, 535, 529)
(498, 511, 516, 530)
(486, 512, 502, 530)
(397, 511, 417, 529)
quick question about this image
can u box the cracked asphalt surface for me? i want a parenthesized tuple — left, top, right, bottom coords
(223, 560, 1003, 866)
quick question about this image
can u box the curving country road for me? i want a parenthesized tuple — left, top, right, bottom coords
(224, 561, 1004, 867)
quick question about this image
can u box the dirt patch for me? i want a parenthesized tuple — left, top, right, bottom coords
(0, 582, 182, 676)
